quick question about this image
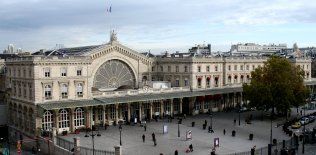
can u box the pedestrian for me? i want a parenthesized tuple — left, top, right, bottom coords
(223, 129, 226, 135)
(234, 118, 236, 125)
(189, 144, 193, 152)
(144, 124, 147, 131)
(174, 150, 178, 155)
(208, 126, 211, 133)
(204, 119, 207, 125)
(142, 134, 145, 143)
(32, 146, 36, 154)
(152, 132, 156, 141)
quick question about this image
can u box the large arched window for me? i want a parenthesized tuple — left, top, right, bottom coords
(44, 85, 52, 100)
(214, 77, 219, 87)
(76, 83, 83, 97)
(61, 84, 68, 99)
(42, 111, 53, 131)
(58, 109, 69, 128)
(198, 78, 202, 88)
(206, 77, 211, 88)
(74, 108, 84, 127)
(228, 75, 232, 84)
(234, 75, 238, 83)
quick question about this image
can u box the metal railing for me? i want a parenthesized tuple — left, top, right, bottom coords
(56, 136, 115, 155)
(226, 138, 295, 155)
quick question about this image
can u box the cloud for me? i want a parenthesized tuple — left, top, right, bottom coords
(0, 0, 316, 53)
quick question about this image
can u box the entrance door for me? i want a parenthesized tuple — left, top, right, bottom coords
(182, 97, 190, 115)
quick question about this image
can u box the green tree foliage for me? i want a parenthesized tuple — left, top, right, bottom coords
(243, 56, 309, 116)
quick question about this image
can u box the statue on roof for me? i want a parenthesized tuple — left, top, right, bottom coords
(293, 43, 303, 58)
(110, 30, 118, 42)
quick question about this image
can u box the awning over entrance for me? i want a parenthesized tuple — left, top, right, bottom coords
(37, 87, 243, 111)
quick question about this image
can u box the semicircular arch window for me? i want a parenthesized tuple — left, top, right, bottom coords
(94, 59, 136, 90)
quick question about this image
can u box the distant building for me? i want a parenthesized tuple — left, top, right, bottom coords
(189, 44, 211, 55)
(3, 44, 23, 54)
(230, 43, 287, 56)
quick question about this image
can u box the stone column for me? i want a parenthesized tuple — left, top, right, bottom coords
(160, 100, 164, 118)
(85, 107, 91, 129)
(139, 103, 142, 122)
(115, 104, 119, 124)
(127, 103, 131, 123)
(179, 98, 183, 114)
(69, 108, 75, 133)
(73, 137, 80, 155)
(102, 106, 106, 126)
(52, 127, 57, 145)
(201, 97, 205, 113)
(53, 109, 59, 133)
(149, 102, 153, 120)
(107, 105, 111, 122)
(170, 99, 174, 117)
(189, 97, 196, 115)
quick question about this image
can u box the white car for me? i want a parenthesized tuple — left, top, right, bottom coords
(300, 117, 309, 125)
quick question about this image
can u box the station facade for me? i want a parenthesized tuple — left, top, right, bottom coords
(2, 34, 314, 137)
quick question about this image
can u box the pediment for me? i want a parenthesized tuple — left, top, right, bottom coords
(83, 41, 153, 65)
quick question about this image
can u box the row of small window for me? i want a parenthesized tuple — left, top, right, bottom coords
(44, 83, 83, 100)
(12, 82, 33, 100)
(297, 64, 309, 70)
(227, 64, 261, 71)
(44, 68, 82, 77)
(153, 66, 189, 72)
(197, 65, 219, 72)
(197, 77, 219, 88)
(6, 68, 32, 78)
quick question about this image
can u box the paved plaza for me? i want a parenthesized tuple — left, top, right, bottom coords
(61, 110, 316, 155)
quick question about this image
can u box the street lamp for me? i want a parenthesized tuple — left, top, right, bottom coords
(177, 118, 181, 137)
(85, 126, 101, 155)
(238, 110, 241, 126)
(302, 98, 308, 154)
(119, 124, 122, 146)
(210, 112, 213, 129)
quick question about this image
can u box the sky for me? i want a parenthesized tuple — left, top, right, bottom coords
(1, 0, 316, 54)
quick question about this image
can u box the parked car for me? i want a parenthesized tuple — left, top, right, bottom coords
(291, 122, 301, 129)
(308, 115, 315, 123)
(300, 117, 310, 125)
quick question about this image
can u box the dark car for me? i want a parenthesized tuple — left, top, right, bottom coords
(308, 115, 315, 123)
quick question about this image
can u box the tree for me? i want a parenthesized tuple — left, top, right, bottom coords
(243, 56, 309, 117)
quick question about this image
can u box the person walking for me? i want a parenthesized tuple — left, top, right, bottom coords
(144, 124, 147, 131)
(152, 132, 157, 146)
(234, 118, 236, 125)
(223, 129, 226, 135)
(142, 134, 145, 142)
(189, 144, 193, 152)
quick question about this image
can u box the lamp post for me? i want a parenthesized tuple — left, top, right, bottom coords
(119, 124, 122, 146)
(177, 118, 180, 137)
(85, 126, 101, 155)
(238, 110, 241, 126)
(302, 98, 308, 154)
(210, 112, 213, 129)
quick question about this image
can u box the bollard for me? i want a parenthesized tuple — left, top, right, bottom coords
(114, 146, 122, 155)
(73, 137, 80, 155)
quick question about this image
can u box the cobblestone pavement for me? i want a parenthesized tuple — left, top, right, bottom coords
(61, 109, 316, 155)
